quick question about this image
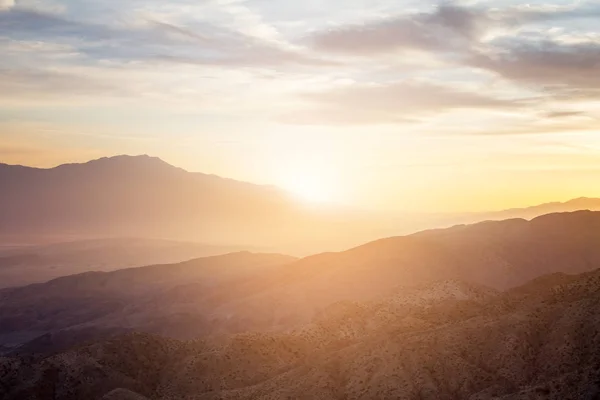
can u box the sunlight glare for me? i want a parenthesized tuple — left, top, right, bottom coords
(283, 173, 336, 204)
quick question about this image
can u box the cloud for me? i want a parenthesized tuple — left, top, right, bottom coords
(496, 3, 600, 25)
(469, 39, 600, 94)
(468, 120, 600, 136)
(147, 19, 336, 67)
(280, 80, 520, 125)
(309, 4, 485, 56)
(2, 0, 599, 136)
(0, 9, 333, 68)
(544, 111, 587, 119)
(0, 0, 14, 11)
(307, 1, 600, 109)
(308, 2, 600, 57)
(0, 67, 129, 104)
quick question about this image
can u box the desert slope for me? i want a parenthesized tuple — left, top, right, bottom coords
(0, 252, 295, 351)
(2, 268, 599, 400)
(202, 210, 600, 330)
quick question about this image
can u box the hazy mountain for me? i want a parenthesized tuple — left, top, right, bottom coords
(2, 211, 600, 356)
(467, 197, 600, 224)
(0, 237, 254, 289)
(2, 266, 599, 400)
(3, 155, 598, 257)
(0, 155, 388, 254)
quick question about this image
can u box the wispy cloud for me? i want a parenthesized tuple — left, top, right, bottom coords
(308, 2, 600, 58)
(0, 7, 332, 68)
(1, 0, 600, 133)
(469, 39, 600, 93)
(309, 4, 485, 56)
(280, 80, 522, 125)
(288, 1, 600, 129)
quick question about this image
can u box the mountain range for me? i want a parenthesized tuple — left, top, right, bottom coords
(2, 155, 599, 256)
(2, 156, 600, 399)
(2, 242, 600, 399)
(0, 155, 405, 255)
(0, 237, 250, 289)
(2, 211, 600, 354)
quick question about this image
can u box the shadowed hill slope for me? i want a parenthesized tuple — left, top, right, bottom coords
(202, 210, 600, 330)
(2, 268, 600, 400)
(2, 211, 600, 355)
(0, 237, 251, 289)
(0, 252, 295, 351)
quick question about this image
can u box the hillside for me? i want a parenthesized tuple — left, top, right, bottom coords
(0, 238, 250, 289)
(1, 267, 599, 400)
(2, 211, 600, 355)
(0, 252, 295, 352)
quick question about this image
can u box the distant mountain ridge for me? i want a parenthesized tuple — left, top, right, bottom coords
(2, 155, 599, 254)
(479, 196, 600, 221)
(0, 237, 251, 289)
(0, 155, 343, 250)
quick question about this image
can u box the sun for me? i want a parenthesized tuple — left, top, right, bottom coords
(283, 173, 336, 204)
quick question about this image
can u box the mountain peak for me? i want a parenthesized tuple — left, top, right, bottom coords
(56, 154, 185, 173)
(88, 154, 172, 166)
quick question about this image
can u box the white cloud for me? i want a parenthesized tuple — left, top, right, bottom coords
(0, 0, 14, 11)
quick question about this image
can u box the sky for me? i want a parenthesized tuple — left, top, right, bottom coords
(1, 0, 600, 212)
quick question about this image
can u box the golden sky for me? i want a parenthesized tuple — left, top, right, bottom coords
(1, 0, 600, 212)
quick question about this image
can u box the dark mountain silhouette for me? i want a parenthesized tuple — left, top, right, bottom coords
(2, 211, 600, 356)
(2, 266, 599, 400)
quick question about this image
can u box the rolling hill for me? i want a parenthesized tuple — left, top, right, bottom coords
(0, 238, 251, 289)
(2, 211, 600, 356)
(2, 266, 599, 400)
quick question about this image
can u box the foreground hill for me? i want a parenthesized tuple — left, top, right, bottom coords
(2, 211, 600, 355)
(1, 267, 599, 400)
(0, 238, 250, 289)
(0, 252, 295, 352)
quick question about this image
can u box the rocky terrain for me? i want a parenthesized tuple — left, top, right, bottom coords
(1, 211, 600, 399)
(1, 267, 599, 400)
